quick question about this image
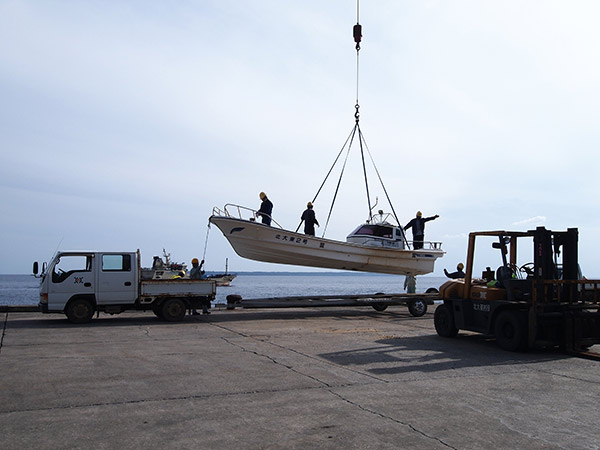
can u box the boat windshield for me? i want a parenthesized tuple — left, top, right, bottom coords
(349, 224, 394, 239)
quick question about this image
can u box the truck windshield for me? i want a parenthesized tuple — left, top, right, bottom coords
(52, 255, 91, 283)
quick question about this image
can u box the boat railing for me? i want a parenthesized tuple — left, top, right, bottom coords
(212, 204, 285, 229)
(407, 241, 444, 251)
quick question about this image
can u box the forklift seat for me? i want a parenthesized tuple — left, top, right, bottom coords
(495, 265, 512, 288)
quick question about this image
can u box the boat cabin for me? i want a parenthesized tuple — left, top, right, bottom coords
(346, 223, 406, 248)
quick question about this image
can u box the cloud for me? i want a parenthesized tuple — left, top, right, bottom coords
(1, 1, 600, 275)
(512, 216, 547, 226)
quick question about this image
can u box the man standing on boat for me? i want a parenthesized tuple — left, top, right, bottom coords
(404, 211, 439, 249)
(257, 192, 273, 225)
(301, 202, 319, 236)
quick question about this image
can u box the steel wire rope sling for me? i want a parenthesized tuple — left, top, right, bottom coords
(201, 220, 211, 267)
(301, 0, 406, 245)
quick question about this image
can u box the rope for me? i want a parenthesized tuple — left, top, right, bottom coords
(322, 123, 359, 236)
(355, 48, 360, 105)
(305, 0, 403, 243)
(357, 123, 372, 222)
(202, 221, 211, 262)
(359, 128, 409, 247)
(295, 126, 356, 233)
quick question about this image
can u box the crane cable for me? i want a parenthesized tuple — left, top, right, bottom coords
(305, 0, 404, 241)
(353, 0, 373, 224)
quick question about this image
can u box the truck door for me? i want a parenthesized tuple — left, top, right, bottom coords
(47, 254, 95, 310)
(96, 253, 137, 304)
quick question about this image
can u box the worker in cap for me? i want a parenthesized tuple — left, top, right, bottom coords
(444, 262, 466, 279)
(257, 192, 273, 226)
(189, 258, 209, 315)
(301, 201, 319, 236)
(404, 211, 439, 249)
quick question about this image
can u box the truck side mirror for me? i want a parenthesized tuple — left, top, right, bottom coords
(33, 261, 39, 276)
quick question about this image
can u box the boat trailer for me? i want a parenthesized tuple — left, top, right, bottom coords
(225, 291, 439, 317)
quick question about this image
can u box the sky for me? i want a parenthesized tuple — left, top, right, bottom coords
(1, 0, 600, 277)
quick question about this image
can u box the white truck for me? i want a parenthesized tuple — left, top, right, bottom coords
(33, 251, 216, 324)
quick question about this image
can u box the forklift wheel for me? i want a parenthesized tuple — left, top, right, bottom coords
(434, 304, 458, 337)
(494, 310, 527, 352)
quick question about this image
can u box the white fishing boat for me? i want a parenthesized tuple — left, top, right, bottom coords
(209, 7, 445, 276)
(210, 205, 444, 276)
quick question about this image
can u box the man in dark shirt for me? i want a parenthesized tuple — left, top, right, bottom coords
(404, 211, 439, 249)
(301, 202, 319, 236)
(444, 263, 466, 279)
(257, 192, 273, 225)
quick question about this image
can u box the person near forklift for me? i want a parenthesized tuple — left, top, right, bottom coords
(404, 211, 439, 249)
(404, 275, 416, 293)
(300, 202, 319, 235)
(190, 258, 210, 315)
(444, 263, 465, 279)
(257, 192, 273, 225)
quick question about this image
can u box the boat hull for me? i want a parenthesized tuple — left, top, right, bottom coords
(209, 216, 443, 276)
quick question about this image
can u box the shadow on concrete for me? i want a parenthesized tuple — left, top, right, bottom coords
(3, 307, 429, 329)
(5, 310, 573, 366)
(318, 333, 569, 375)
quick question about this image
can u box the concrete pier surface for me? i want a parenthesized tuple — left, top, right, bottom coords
(1, 307, 599, 449)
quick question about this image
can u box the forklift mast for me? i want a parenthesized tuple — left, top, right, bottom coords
(532, 227, 579, 303)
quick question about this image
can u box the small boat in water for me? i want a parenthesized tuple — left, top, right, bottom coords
(204, 258, 237, 286)
(205, 273, 237, 286)
(210, 205, 444, 276)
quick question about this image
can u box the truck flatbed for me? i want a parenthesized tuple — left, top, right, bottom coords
(140, 279, 216, 297)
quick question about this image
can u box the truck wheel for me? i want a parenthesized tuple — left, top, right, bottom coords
(494, 311, 527, 352)
(434, 304, 458, 337)
(408, 299, 427, 317)
(65, 298, 95, 324)
(161, 298, 186, 322)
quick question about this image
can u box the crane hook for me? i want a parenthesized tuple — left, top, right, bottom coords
(353, 23, 362, 51)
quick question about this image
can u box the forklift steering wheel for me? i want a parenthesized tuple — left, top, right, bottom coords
(519, 262, 535, 276)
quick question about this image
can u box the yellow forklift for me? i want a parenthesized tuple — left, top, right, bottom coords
(434, 227, 600, 358)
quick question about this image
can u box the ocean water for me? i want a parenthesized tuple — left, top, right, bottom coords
(0, 275, 40, 306)
(0, 273, 447, 306)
